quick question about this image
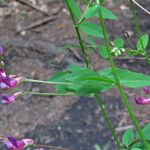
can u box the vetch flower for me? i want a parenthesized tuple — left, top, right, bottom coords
(135, 96, 150, 105)
(4, 136, 33, 150)
(144, 87, 150, 94)
(1, 92, 22, 104)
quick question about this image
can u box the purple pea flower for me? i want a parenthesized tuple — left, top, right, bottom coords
(1, 92, 22, 104)
(135, 96, 150, 105)
(144, 87, 150, 94)
(4, 136, 33, 150)
(0, 47, 4, 56)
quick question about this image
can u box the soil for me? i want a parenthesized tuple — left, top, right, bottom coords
(0, 0, 149, 150)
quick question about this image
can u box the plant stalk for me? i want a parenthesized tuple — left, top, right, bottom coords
(66, 0, 121, 149)
(98, 4, 148, 149)
(24, 78, 72, 85)
(66, 0, 89, 68)
(130, 0, 149, 64)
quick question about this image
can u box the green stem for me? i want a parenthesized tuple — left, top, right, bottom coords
(33, 144, 69, 150)
(95, 94, 121, 149)
(66, 0, 121, 149)
(24, 78, 72, 85)
(66, 0, 89, 68)
(98, 4, 148, 149)
(130, 0, 149, 64)
(22, 91, 75, 96)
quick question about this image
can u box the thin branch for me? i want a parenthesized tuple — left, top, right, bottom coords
(15, 0, 49, 16)
(132, 0, 150, 15)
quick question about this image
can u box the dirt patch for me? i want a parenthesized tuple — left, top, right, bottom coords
(0, 0, 149, 149)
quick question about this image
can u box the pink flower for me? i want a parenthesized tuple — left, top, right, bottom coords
(135, 96, 150, 105)
(144, 87, 150, 94)
(1, 92, 22, 104)
(4, 136, 33, 150)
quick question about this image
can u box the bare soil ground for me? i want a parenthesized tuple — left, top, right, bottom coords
(0, 0, 149, 149)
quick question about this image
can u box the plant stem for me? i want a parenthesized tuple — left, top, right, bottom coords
(34, 144, 69, 150)
(66, 0, 89, 68)
(98, 4, 148, 149)
(130, 0, 149, 64)
(66, 0, 121, 149)
(22, 91, 75, 96)
(95, 94, 121, 149)
(24, 78, 72, 85)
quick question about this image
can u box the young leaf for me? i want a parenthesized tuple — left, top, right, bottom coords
(131, 148, 142, 150)
(96, 5, 118, 20)
(98, 45, 109, 59)
(100, 68, 150, 88)
(114, 38, 124, 48)
(83, 5, 99, 19)
(122, 128, 134, 147)
(82, 5, 118, 20)
(67, 0, 81, 19)
(79, 21, 104, 38)
(137, 34, 149, 51)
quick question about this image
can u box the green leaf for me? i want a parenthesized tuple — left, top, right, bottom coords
(98, 45, 109, 59)
(96, 5, 118, 20)
(49, 65, 114, 95)
(131, 148, 142, 150)
(83, 5, 99, 19)
(114, 38, 124, 48)
(137, 34, 149, 51)
(79, 21, 104, 38)
(82, 5, 118, 20)
(87, 36, 96, 47)
(100, 68, 150, 88)
(67, 0, 81, 19)
(122, 128, 134, 147)
(141, 123, 150, 140)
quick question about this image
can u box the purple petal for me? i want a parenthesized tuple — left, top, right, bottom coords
(7, 136, 18, 148)
(144, 87, 150, 94)
(4, 142, 14, 150)
(17, 141, 25, 149)
(0, 47, 4, 56)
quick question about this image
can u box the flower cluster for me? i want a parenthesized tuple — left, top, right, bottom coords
(135, 87, 150, 105)
(0, 47, 24, 104)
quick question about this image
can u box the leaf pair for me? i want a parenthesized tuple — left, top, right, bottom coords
(48, 65, 114, 96)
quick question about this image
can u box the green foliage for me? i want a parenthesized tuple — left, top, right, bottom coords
(49, 65, 114, 95)
(67, 0, 81, 19)
(79, 21, 104, 38)
(114, 38, 124, 48)
(98, 45, 109, 59)
(100, 68, 150, 88)
(121, 124, 150, 150)
(137, 34, 149, 51)
(122, 128, 134, 147)
(81, 5, 118, 20)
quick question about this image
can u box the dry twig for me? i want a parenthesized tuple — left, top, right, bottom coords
(15, 0, 49, 16)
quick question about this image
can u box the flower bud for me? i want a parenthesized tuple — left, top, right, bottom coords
(144, 87, 150, 94)
(135, 96, 150, 105)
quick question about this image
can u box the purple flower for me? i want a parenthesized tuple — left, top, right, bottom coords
(1, 92, 22, 104)
(0, 47, 4, 56)
(144, 87, 150, 94)
(4, 136, 33, 150)
(0, 73, 24, 89)
(135, 96, 150, 105)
